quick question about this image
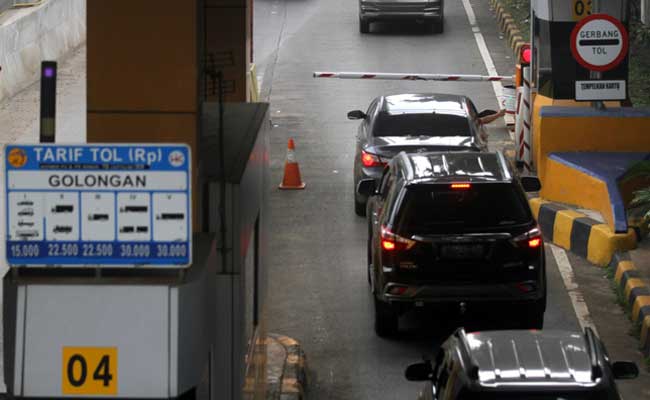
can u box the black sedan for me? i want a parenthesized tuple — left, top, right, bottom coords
(349, 93, 493, 216)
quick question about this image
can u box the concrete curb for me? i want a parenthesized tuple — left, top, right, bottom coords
(489, 0, 527, 57)
(610, 253, 650, 357)
(529, 198, 638, 267)
(530, 198, 650, 356)
(0, 0, 86, 103)
(266, 334, 307, 400)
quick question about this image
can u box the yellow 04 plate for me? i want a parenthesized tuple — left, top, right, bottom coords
(572, 0, 592, 21)
(62, 347, 118, 395)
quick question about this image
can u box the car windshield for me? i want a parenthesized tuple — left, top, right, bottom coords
(372, 112, 472, 137)
(392, 183, 531, 235)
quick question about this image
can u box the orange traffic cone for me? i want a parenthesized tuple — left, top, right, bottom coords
(279, 138, 305, 190)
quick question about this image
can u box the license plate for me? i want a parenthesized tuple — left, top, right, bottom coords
(62, 347, 118, 395)
(440, 244, 484, 260)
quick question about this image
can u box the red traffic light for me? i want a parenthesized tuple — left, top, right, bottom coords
(522, 48, 531, 64)
(519, 44, 531, 65)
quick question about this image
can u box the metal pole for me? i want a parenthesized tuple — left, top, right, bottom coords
(590, 0, 606, 110)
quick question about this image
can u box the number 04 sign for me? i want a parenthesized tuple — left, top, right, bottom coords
(62, 347, 117, 395)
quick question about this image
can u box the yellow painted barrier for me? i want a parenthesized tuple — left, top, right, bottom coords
(542, 157, 615, 230)
(249, 64, 259, 102)
(588, 225, 637, 267)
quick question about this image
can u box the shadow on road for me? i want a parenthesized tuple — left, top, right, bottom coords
(364, 21, 441, 36)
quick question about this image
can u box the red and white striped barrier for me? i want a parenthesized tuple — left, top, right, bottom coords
(514, 66, 532, 172)
(313, 72, 514, 82)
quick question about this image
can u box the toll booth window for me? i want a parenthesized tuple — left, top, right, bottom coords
(534, 15, 554, 98)
(244, 217, 260, 346)
(253, 217, 259, 327)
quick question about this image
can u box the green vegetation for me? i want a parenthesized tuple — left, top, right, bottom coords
(496, 1, 650, 105)
(499, 0, 530, 42)
(624, 161, 650, 223)
(629, 21, 650, 106)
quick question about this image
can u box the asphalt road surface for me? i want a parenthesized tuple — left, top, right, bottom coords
(256, 0, 586, 398)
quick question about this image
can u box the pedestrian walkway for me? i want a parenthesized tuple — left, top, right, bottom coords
(258, 334, 307, 400)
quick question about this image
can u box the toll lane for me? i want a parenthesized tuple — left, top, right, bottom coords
(258, 0, 584, 398)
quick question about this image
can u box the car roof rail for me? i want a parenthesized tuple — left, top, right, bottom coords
(584, 327, 603, 380)
(454, 328, 480, 380)
(496, 151, 512, 181)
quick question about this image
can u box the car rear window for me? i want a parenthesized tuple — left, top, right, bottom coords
(392, 183, 532, 235)
(372, 112, 472, 137)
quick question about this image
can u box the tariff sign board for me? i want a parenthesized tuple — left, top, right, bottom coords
(4, 144, 192, 268)
(570, 14, 629, 72)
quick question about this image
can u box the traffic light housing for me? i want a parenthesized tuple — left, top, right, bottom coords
(40, 61, 57, 143)
(515, 43, 531, 88)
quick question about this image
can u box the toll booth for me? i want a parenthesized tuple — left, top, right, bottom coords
(531, 0, 629, 100)
(2, 102, 270, 399)
(529, 0, 650, 235)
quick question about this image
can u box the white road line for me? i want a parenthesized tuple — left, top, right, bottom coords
(460, 0, 515, 140)
(549, 243, 599, 335)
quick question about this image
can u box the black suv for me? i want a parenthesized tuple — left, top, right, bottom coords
(405, 328, 639, 400)
(358, 151, 545, 336)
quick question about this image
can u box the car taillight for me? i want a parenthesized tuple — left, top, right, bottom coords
(361, 150, 386, 168)
(513, 226, 543, 249)
(451, 183, 471, 190)
(381, 226, 416, 251)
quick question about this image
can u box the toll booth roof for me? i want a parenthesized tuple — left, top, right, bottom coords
(200, 102, 269, 183)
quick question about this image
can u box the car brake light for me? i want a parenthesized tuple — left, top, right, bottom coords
(451, 183, 471, 190)
(361, 150, 386, 168)
(381, 226, 416, 251)
(528, 237, 541, 248)
(388, 285, 408, 296)
(513, 226, 542, 249)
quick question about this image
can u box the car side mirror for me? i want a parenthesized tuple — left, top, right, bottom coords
(521, 176, 541, 192)
(405, 362, 433, 382)
(477, 109, 497, 118)
(357, 179, 376, 197)
(347, 110, 367, 120)
(612, 361, 639, 380)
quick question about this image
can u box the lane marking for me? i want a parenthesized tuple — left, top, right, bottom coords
(549, 243, 599, 335)
(460, 0, 515, 140)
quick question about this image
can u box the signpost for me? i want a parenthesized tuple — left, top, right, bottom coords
(4, 144, 192, 267)
(570, 14, 629, 102)
(570, 14, 628, 72)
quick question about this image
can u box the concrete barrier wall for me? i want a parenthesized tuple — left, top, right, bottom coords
(0, 0, 86, 103)
(0, 1, 13, 14)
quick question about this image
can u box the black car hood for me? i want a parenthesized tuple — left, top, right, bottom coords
(365, 136, 479, 158)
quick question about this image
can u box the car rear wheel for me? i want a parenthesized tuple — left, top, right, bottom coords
(374, 298, 399, 337)
(367, 240, 372, 285)
(355, 196, 366, 217)
(519, 301, 545, 329)
(432, 18, 443, 34)
(360, 19, 370, 34)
